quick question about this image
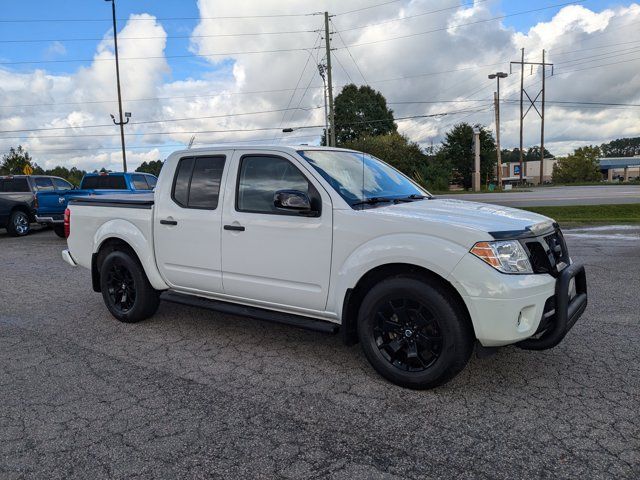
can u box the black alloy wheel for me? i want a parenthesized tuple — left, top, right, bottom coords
(373, 297, 443, 372)
(105, 262, 137, 315)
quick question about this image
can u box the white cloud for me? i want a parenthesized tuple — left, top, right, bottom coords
(1, 1, 640, 171)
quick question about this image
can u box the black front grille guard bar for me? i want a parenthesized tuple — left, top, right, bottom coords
(517, 262, 588, 351)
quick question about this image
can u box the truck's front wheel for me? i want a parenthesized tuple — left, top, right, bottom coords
(100, 250, 160, 323)
(357, 276, 473, 389)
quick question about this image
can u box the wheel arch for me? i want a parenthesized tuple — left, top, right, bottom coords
(92, 232, 168, 292)
(340, 263, 474, 346)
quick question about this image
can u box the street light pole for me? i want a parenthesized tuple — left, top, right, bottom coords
(105, 0, 129, 172)
(488, 72, 508, 190)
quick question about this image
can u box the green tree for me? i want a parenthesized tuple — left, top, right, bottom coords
(0, 146, 37, 175)
(600, 137, 640, 157)
(525, 146, 554, 161)
(343, 132, 451, 191)
(331, 84, 397, 145)
(437, 123, 497, 189)
(136, 160, 163, 176)
(552, 146, 602, 183)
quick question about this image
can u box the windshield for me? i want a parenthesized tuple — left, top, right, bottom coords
(298, 150, 430, 208)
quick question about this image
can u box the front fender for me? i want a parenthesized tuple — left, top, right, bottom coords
(93, 219, 168, 291)
(329, 233, 469, 317)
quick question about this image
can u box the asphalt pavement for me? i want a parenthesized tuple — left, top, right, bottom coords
(0, 227, 639, 479)
(439, 185, 640, 207)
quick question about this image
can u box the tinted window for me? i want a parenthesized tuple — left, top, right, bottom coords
(81, 175, 127, 190)
(237, 156, 310, 214)
(53, 178, 73, 190)
(34, 177, 54, 191)
(145, 176, 157, 188)
(0, 178, 30, 192)
(131, 174, 150, 190)
(172, 157, 194, 207)
(172, 156, 225, 209)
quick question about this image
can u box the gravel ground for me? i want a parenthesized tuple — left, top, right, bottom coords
(0, 226, 638, 479)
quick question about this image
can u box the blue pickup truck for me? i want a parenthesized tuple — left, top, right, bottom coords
(0, 172, 157, 237)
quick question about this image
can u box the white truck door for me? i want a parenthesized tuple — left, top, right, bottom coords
(154, 153, 230, 293)
(221, 151, 333, 312)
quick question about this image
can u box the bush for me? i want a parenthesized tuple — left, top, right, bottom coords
(552, 146, 601, 183)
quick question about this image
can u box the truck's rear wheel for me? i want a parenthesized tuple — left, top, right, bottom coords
(357, 276, 473, 389)
(100, 250, 160, 323)
(53, 225, 66, 238)
(7, 211, 30, 237)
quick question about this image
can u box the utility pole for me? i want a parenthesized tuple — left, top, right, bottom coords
(510, 49, 553, 185)
(318, 64, 329, 144)
(488, 72, 508, 189)
(105, 0, 129, 172)
(518, 48, 524, 183)
(472, 127, 481, 192)
(324, 12, 336, 147)
(540, 49, 547, 185)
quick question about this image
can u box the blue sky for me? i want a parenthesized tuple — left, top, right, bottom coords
(0, 0, 620, 79)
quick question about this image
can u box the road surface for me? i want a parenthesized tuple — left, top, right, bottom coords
(439, 185, 640, 207)
(1, 228, 639, 479)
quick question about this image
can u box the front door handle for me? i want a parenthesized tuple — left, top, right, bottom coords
(224, 224, 245, 232)
(160, 219, 178, 226)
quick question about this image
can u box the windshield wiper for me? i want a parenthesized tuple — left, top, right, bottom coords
(393, 194, 429, 203)
(352, 197, 394, 207)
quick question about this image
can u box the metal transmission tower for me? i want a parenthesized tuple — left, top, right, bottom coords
(105, 0, 130, 172)
(510, 49, 553, 184)
(324, 12, 336, 147)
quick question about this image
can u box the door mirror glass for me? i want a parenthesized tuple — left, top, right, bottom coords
(274, 190, 311, 212)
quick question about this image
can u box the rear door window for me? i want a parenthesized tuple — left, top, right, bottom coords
(34, 177, 55, 191)
(53, 178, 73, 190)
(172, 156, 225, 210)
(0, 178, 31, 192)
(81, 175, 127, 190)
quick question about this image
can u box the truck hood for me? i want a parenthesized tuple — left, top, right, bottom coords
(371, 198, 554, 239)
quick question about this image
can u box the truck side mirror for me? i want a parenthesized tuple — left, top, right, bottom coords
(273, 190, 313, 214)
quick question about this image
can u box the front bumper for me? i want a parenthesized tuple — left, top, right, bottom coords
(517, 262, 587, 350)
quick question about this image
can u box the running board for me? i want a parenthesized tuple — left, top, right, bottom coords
(161, 292, 339, 334)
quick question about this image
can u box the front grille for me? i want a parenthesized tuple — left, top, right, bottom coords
(522, 227, 570, 276)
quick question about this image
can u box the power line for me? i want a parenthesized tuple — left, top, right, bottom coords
(338, 0, 491, 32)
(0, 29, 319, 44)
(330, 19, 368, 85)
(335, 1, 585, 50)
(0, 108, 492, 140)
(335, 0, 403, 16)
(0, 12, 323, 23)
(0, 46, 321, 65)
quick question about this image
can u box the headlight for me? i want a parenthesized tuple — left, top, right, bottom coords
(470, 240, 533, 274)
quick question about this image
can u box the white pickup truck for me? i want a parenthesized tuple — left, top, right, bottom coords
(62, 146, 587, 389)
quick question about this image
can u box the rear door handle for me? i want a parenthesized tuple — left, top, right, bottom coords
(160, 219, 178, 226)
(224, 224, 245, 232)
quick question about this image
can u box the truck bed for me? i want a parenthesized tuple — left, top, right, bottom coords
(69, 193, 155, 208)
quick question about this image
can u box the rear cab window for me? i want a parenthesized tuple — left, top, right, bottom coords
(0, 178, 31, 192)
(131, 174, 151, 190)
(81, 175, 127, 190)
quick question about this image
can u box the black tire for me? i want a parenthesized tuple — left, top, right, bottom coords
(357, 275, 473, 389)
(53, 225, 66, 238)
(6, 210, 31, 237)
(99, 250, 160, 323)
